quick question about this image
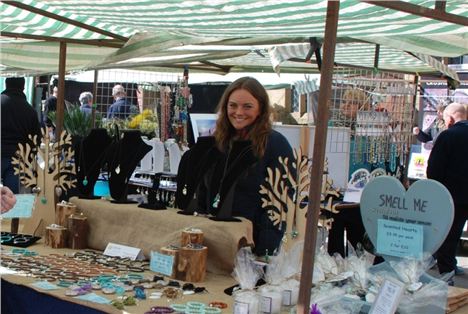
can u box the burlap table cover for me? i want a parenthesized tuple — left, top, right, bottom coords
(70, 197, 253, 275)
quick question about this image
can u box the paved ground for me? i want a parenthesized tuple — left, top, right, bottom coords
(425, 241, 468, 289)
(450, 242, 468, 288)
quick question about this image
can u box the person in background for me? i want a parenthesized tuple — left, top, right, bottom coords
(107, 84, 137, 119)
(43, 86, 58, 126)
(79, 91, 93, 116)
(1, 77, 42, 195)
(211, 76, 294, 255)
(1, 186, 17, 213)
(413, 103, 446, 144)
(427, 102, 468, 284)
(338, 88, 371, 123)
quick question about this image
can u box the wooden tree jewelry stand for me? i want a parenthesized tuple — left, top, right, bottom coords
(11, 129, 76, 236)
(261, 148, 340, 251)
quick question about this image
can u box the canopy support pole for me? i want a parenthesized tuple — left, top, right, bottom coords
(297, 1, 340, 313)
(56, 41, 67, 139)
(92, 70, 99, 128)
(374, 44, 380, 69)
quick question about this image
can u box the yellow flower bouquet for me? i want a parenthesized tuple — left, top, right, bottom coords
(127, 109, 159, 138)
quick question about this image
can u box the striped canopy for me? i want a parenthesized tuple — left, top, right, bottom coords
(1, 0, 467, 77)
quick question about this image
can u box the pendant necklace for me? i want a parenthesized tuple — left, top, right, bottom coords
(40, 142, 48, 204)
(32, 154, 41, 195)
(113, 140, 123, 175)
(212, 145, 253, 209)
(80, 140, 89, 186)
(56, 154, 63, 197)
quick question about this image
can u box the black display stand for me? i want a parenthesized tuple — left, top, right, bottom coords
(108, 130, 152, 203)
(138, 172, 168, 210)
(178, 139, 257, 222)
(175, 136, 217, 210)
(210, 140, 257, 222)
(0, 232, 41, 248)
(76, 128, 112, 199)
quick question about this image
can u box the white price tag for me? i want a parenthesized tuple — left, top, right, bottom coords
(282, 290, 292, 306)
(260, 296, 272, 313)
(103, 242, 145, 260)
(369, 279, 405, 314)
(234, 301, 250, 314)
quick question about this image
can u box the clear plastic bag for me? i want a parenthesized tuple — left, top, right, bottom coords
(232, 247, 263, 314)
(368, 256, 447, 314)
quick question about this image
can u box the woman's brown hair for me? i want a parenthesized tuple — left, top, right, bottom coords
(214, 77, 272, 157)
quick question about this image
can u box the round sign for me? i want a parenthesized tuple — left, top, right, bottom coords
(360, 176, 454, 259)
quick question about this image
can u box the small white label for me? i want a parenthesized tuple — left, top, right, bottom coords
(282, 290, 292, 306)
(103, 242, 145, 260)
(369, 279, 404, 314)
(260, 296, 272, 313)
(234, 301, 250, 314)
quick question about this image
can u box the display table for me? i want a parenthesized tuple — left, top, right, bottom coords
(3, 242, 468, 314)
(70, 197, 253, 275)
(1, 243, 237, 314)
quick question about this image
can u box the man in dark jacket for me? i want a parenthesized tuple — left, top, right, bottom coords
(107, 84, 137, 119)
(1, 77, 41, 193)
(427, 102, 468, 281)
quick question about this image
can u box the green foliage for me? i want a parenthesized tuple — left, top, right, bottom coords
(48, 105, 102, 137)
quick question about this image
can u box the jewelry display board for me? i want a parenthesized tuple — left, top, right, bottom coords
(325, 67, 416, 180)
(97, 69, 191, 144)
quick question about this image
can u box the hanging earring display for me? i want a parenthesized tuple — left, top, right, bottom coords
(182, 184, 187, 195)
(82, 177, 88, 186)
(389, 143, 397, 173)
(115, 165, 121, 174)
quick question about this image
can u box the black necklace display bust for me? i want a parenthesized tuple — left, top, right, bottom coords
(77, 128, 112, 199)
(177, 138, 258, 222)
(175, 136, 218, 211)
(108, 130, 152, 204)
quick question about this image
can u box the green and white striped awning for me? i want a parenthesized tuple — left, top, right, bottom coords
(1, 0, 467, 77)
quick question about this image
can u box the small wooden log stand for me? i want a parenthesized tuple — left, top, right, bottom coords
(181, 228, 204, 246)
(45, 225, 68, 248)
(177, 245, 208, 282)
(55, 202, 76, 227)
(67, 212, 88, 249)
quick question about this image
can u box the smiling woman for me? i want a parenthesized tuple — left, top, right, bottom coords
(187, 76, 295, 255)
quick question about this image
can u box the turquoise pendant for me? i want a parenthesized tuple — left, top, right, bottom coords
(41, 196, 47, 204)
(212, 193, 220, 208)
(83, 177, 88, 186)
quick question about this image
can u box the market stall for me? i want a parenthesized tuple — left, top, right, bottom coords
(1, 1, 467, 314)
